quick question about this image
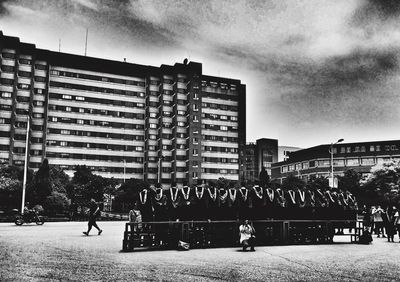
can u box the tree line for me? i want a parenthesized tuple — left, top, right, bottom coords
(1, 159, 400, 216)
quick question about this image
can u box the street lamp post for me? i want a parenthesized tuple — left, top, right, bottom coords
(21, 113, 30, 214)
(329, 138, 344, 188)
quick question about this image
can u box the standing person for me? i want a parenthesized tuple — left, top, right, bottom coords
(385, 207, 396, 242)
(239, 220, 255, 251)
(83, 199, 102, 236)
(394, 207, 400, 242)
(361, 205, 372, 232)
(372, 205, 385, 238)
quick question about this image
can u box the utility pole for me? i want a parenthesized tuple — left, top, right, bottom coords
(21, 113, 30, 214)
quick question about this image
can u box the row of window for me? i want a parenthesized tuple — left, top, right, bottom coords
(202, 135, 238, 143)
(201, 80, 237, 91)
(202, 91, 238, 102)
(49, 92, 145, 108)
(48, 104, 144, 119)
(281, 156, 400, 173)
(50, 70, 145, 87)
(46, 140, 144, 151)
(201, 168, 238, 174)
(202, 113, 238, 122)
(201, 146, 238, 153)
(334, 144, 399, 154)
(47, 128, 144, 141)
(48, 116, 145, 130)
(202, 124, 237, 131)
(202, 157, 238, 163)
(50, 81, 146, 98)
(201, 102, 238, 111)
(46, 152, 144, 163)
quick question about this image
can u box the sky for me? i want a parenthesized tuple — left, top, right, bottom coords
(1, 0, 400, 148)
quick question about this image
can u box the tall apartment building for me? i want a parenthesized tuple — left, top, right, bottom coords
(0, 31, 246, 185)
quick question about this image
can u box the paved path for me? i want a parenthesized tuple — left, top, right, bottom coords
(1, 222, 400, 281)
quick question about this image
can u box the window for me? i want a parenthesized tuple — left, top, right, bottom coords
(193, 104, 199, 111)
(34, 101, 44, 107)
(346, 147, 351, 153)
(79, 108, 85, 113)
(77, 119, 84, 124)
(354, 146, 360, 152)
(1, 92, 12, 98)
(33, 113, 43, 118)
(385, 145, 390, 151)
(361, 146, 366, 152)
(149, 112, 157, 118)
(149, 123, 157, 129)
(50, 70, 60, 76)
(62, 95, 72, 100)
(76, 96, 85, 101)
(391, 145, 397, 150)
(376, 145, 381, 151)
(35, 89, 43, 94)
(136, 146, 143, 151)
(220, 126, 228, 131)
(193, 115, 199, 122)
(65, 107, 72, 112)
(340, 147, 345, 153)
(347, 158, 359, 166)
(178, 122, 185, 127)
(61, 130, 70, 135)
(332, 147, 337, 154)
(60, 141, 68, 147)
(361, 158, 374, 165)
(17, 84, 30, 90)
(193, 149, 198, 156)
(370, 145, 375, 152)
(193, 137, 198, 144)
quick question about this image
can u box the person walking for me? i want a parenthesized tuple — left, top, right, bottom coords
(239, 220, 256, 251)
(83, 199, 102, 236)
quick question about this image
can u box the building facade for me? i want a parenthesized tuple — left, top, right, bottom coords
(0, 32, 246, 185)
(278, 145, 301, 162)
(272, 140, 400, 183)
(239, 138, 278, 183)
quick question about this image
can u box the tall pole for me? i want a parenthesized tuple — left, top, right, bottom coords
(84, 28, 88, 56)
(21, 115, 30, 214)
(329, 138, 344, 188)
(123, 159, 126, 183)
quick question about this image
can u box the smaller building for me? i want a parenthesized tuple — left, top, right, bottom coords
(240, 138, 278, 183)
(278, 146, 301, 162)
(272, 140, 400, 184)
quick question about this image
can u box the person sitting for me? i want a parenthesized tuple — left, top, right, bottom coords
(239, 220, 255, 251)
(128, 203, 142, 232)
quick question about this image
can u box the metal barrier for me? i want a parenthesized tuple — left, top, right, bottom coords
(122, 219, 363, 251)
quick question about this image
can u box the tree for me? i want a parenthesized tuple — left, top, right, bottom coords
(281, 174, 306, 191)
(43, 192, 71, 216)
(338, 169, 361, 195)
(306, 176, 329, 191)
(33, 159, 51, 201)
(361, 161, 400, 206)
(259, 166, 270, 188)
(72, 165, 94, 185)
(114, 178, 150, 212)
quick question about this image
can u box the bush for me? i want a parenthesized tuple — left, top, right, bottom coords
(43, 192, 71, 216)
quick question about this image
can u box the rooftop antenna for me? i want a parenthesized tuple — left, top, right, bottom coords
(84, 28, 88, 56)
(58, 39, 61, 52)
